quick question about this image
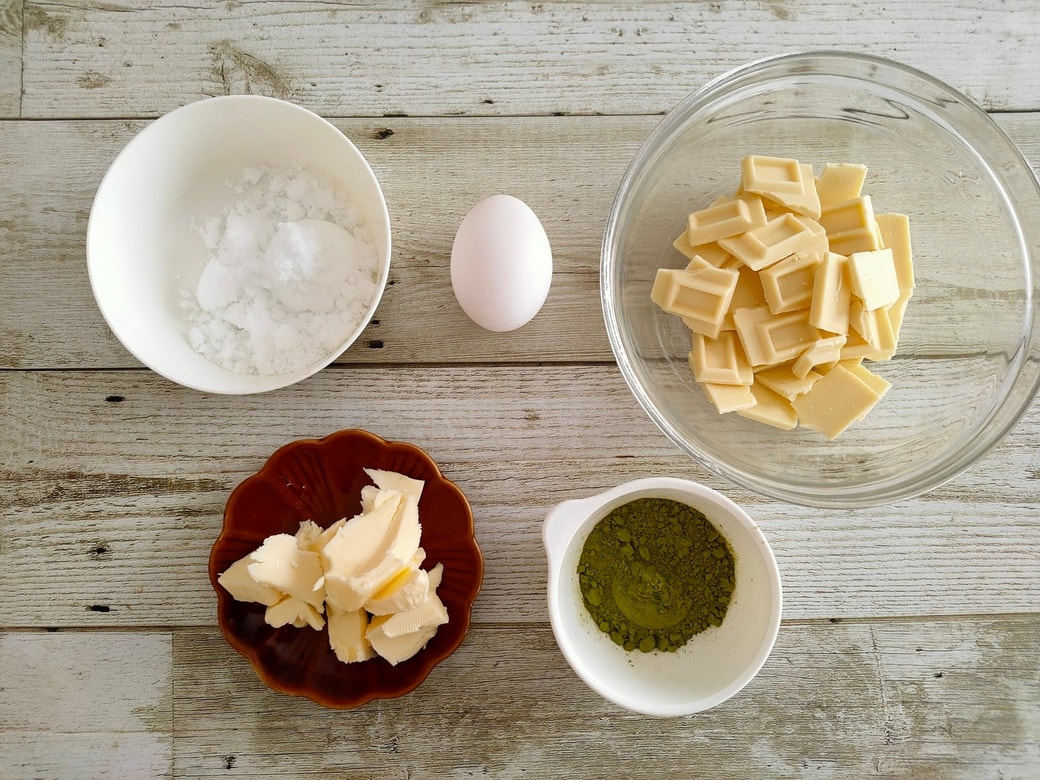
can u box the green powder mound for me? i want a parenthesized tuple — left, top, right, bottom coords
(577, 497, 735, 653)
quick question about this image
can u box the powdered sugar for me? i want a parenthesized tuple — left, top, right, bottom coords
(181, 166, 382, 376)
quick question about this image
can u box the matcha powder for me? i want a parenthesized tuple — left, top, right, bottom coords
(577, 497, 735, 653)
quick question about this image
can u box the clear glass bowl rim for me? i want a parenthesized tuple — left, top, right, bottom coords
(601, 50, 1040, 508)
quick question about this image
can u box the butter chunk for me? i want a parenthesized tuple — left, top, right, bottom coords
(815, 163, 868, 207)
(366, 554, 431, 616)
(217, 555, 284, 607)
(718, 213, 822, 271)
(760, 251, 822, 314)
(848, 248, 899, 310)
(266, 595, 325, 631)
(791, 363, 889, 439)
(809, 252, 852, 335)
(294, 520, 325, 552)
(364, 468, 425, 501)
(755, 308, 820, 364)
(689, 330, 753, 385)
(686, 194, 768, 245)
(701, 381, 756, 413)
(327, 605, 376, 664)
(737, 382, 798, 430)
(247, 534, 326, 609)
(321, 493, 405, 588)
(337, 494, 423, 612)
(651, 267, 739, 339)
(875, 213, 915, 293)
(755, 364, 823, 401)
(365, 564, 449, 666)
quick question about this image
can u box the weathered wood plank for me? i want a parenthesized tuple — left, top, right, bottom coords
(167, 617, 1039, 778)
(2, 368, 1036, 627)
(0, 631, 173, 778)
(0, 1, 21, 117)
(1, 113, 1039, 370)
(2, 621, 1033, 777)
(18, 1, 1040, 119)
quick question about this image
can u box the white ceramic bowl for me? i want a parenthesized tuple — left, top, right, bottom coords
(543, 478, 781, 716)
(87, 95, 391, 394)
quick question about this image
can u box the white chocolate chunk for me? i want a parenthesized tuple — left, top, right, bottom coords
(759, 251, 822, 314)
(755, 364, 823, 401)
(875, 213, 915, 293)
(755, 308, 820, 365)
(732, 306, 774, 367)
(790, 363, 890, 439)
(737, 382, 798, 430)
(720, 265, 768, 331)
(686, 194, 768, 245)
(718, 213, 822, 271)
(848, 248, 899, 310)
(793, 334, 847, 379)
(688, 331, 753, 385)
(850, 298, 881, 350)
(673, 230, 735, 268)
(651, 267, 739, 339)
(815, 163, 868, 207)
(701, 381, 757, 413)
(820, 196, 881, 255)
(742, 155, 805, 195)
(809, 252, 852, 335)
(741, 155, 821, 218)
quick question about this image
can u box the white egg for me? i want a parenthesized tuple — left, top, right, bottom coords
(450, 194, 553, 332)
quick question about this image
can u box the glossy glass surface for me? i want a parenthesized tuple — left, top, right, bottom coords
(209, 429, 483, 708)
(602, 52, 1040, 507)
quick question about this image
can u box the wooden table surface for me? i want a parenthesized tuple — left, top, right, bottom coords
(2, 2, 1039, 778)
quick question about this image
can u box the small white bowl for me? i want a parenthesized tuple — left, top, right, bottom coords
(543, 478, 782, 716)
(87, 95, 391, 394)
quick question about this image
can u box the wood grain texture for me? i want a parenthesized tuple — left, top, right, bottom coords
(0, 0, 20, 117)
(164, 617, 1039, 777)
(1, 620, 1035, 777)
(17, 0, 1040, 119)
(1, 113, 1038, 370)
(2, 368, 1037, 628)
(0, 632, 173, 778)
(3, 2, 1039, 776)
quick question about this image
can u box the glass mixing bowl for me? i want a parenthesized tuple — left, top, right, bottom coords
(601, 52, 1040, 508)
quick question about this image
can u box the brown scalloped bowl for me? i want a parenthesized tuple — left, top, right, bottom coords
(208, 429, 483, 708)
